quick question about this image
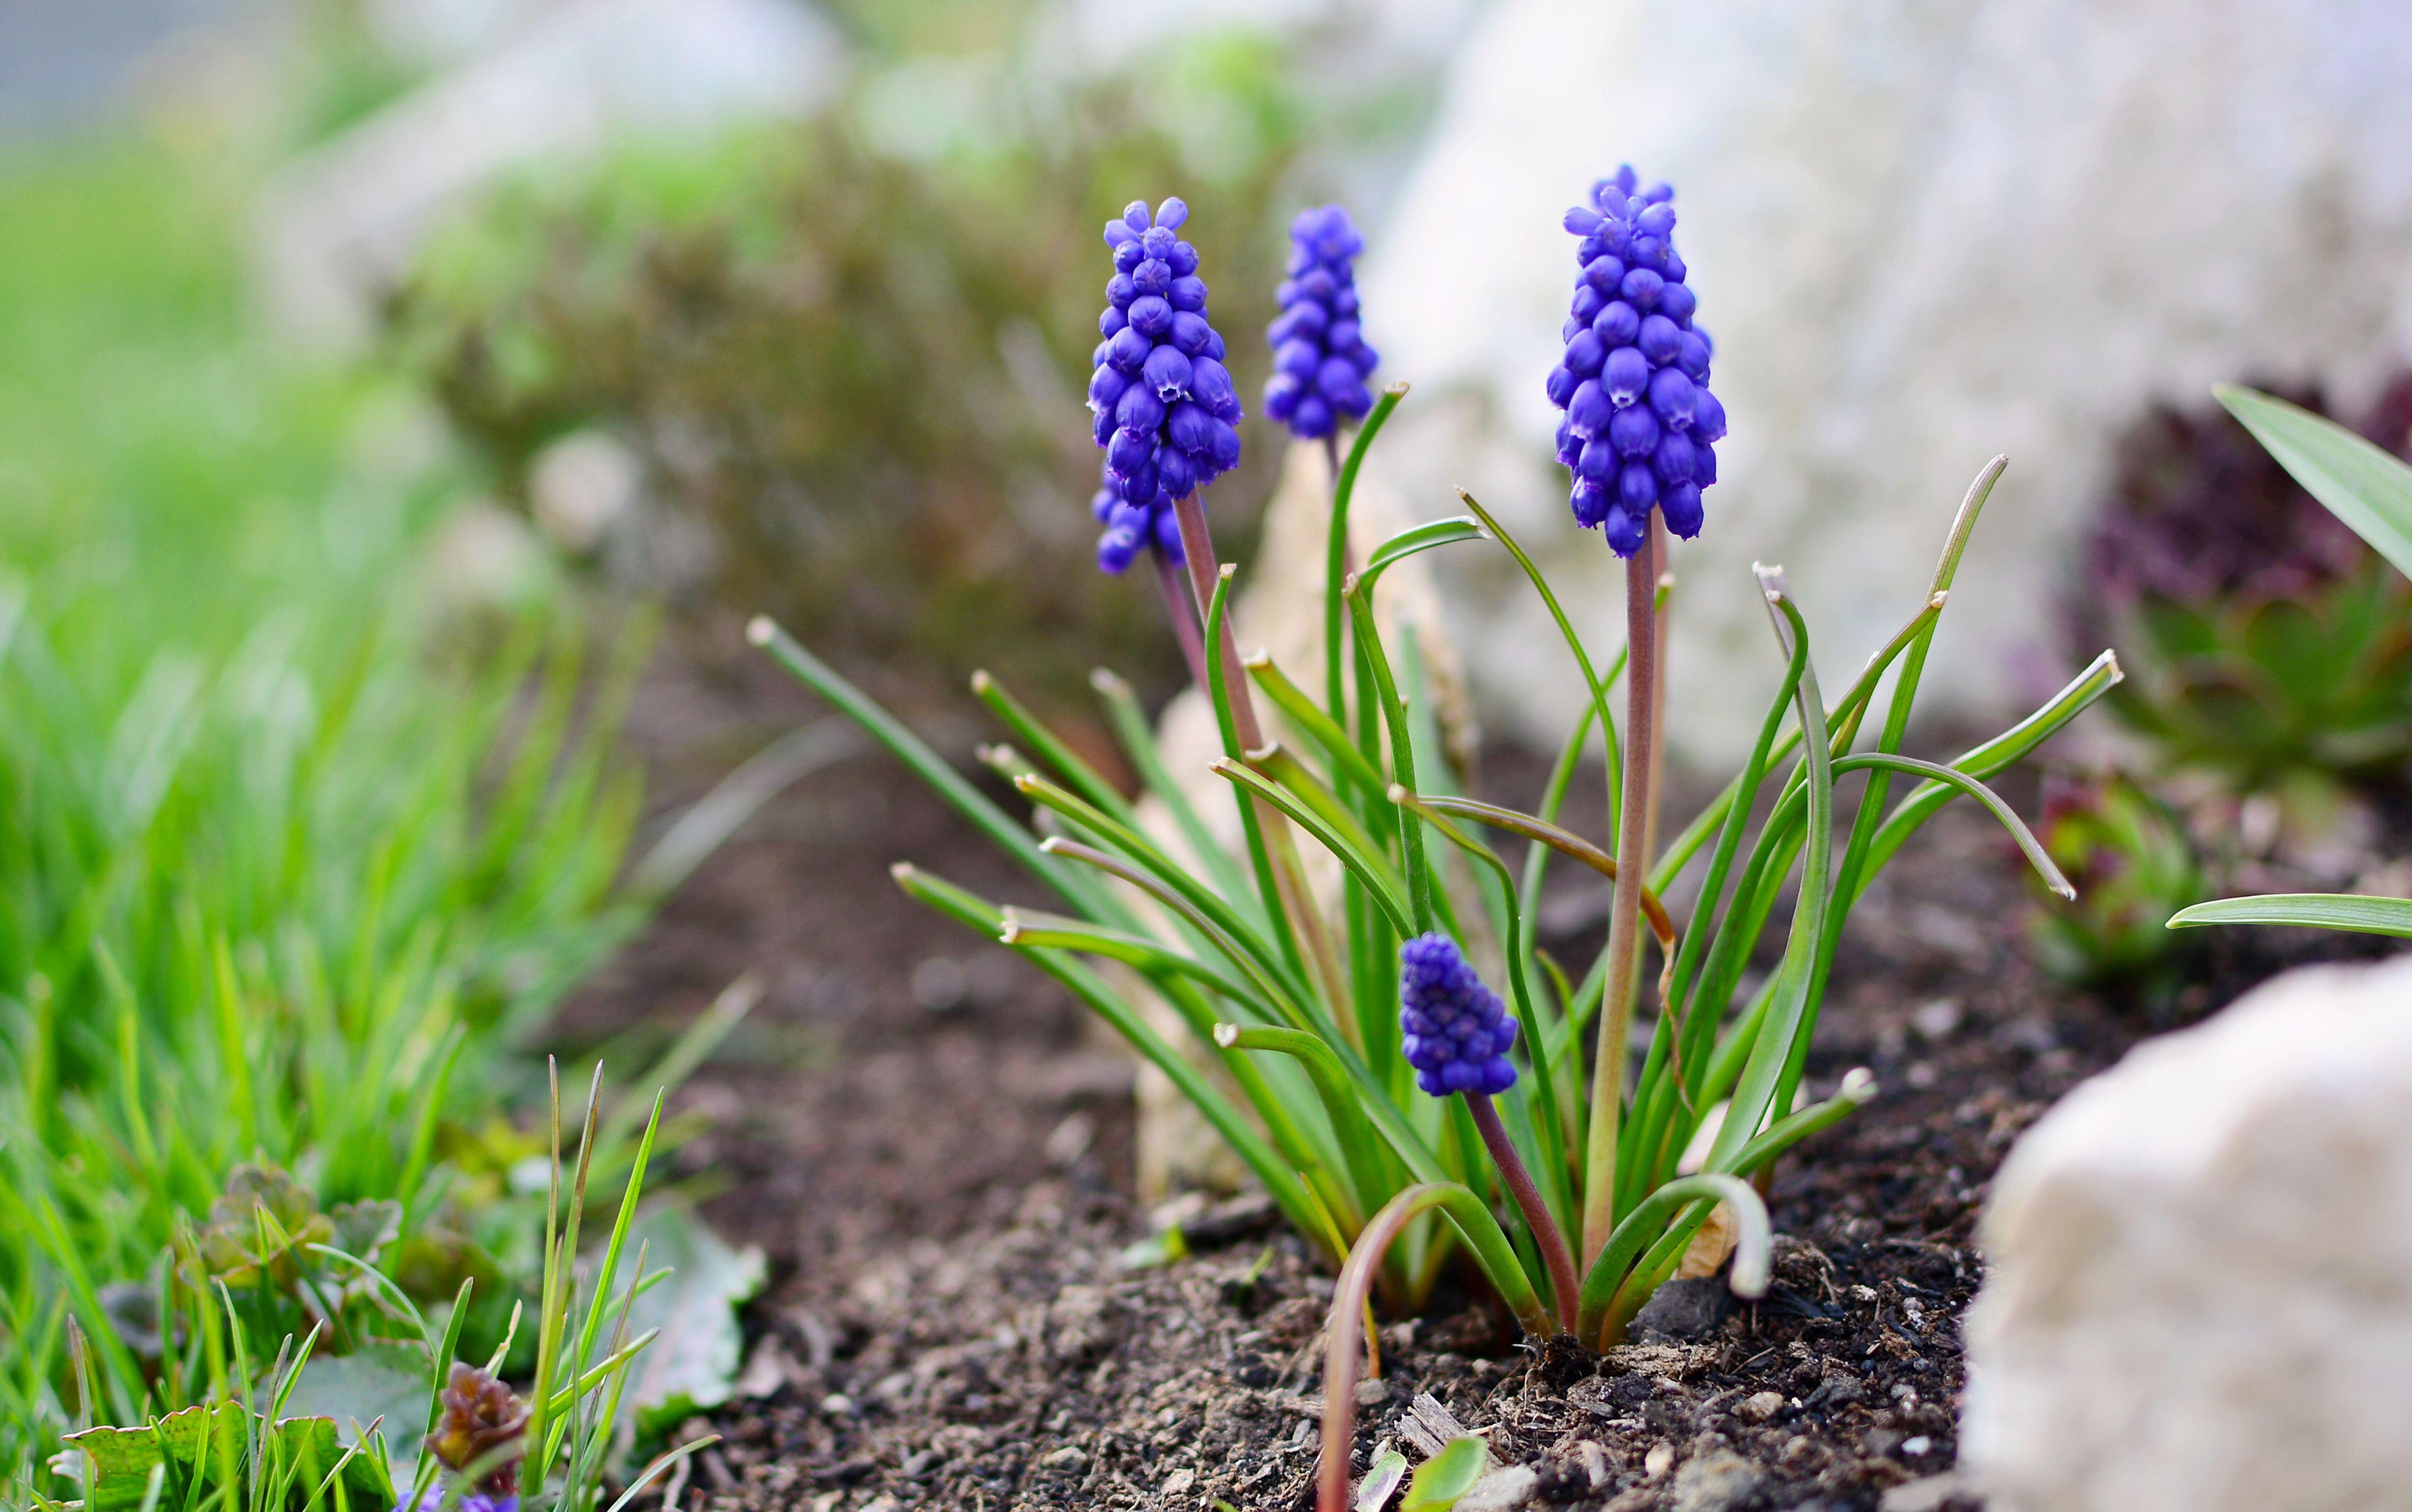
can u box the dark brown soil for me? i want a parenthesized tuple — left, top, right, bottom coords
(560, 637, 2395, 1512)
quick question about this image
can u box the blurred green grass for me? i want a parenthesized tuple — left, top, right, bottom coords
(0, 134, 648, 1486)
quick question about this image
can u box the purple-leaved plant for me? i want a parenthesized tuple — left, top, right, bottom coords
(1089, 198, 1245, 575)
(1547, 164, 1725, 558)
(1264, 205, 1379, 442)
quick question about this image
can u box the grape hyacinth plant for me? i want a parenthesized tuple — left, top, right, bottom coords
(750, 176, 2114, 1512)
(1264, 205, 1379, 443)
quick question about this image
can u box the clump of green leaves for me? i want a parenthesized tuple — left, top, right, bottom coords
(2026, 769, 2206, 999)
(37, 1070, 711, 1512)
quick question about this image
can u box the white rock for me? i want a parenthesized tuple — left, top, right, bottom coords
(1963, 953, 2412, 1512)
(1363, 0, 2412, 759)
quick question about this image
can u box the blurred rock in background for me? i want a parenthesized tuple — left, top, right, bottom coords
(1364, 0, 2412, 759)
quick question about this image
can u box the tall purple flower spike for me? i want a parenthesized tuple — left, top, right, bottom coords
(1089, 197, 1244, 574)
(1264, 204, 1378, 441)
(1399, 932, 1518, 1098)
(1545, 165, 1725, 557)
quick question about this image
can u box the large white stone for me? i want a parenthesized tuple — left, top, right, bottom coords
(1361, 0, 2412, 759)
(1962, 953, 2412, 1512)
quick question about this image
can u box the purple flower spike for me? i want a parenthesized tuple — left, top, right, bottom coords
(1089, 197, 1238, 573)
(1544, 164, 1721, 554)
(1264, 204, 1379, 441)
(1398, 933, 1517, 1099)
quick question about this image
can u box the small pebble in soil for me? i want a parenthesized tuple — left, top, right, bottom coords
(1735, 1389, 1787, 1423)
(1670, 1448, 1764, 1512)
(1630, 1276, 1732, 1340)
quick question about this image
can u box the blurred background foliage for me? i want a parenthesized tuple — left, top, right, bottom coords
(0, 0, 1449, 1482)
(2032, 381, 2412, 1001)
(383, 25, 1388, 717)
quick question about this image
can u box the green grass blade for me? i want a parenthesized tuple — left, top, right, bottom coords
(1213, 758, 1414, 936)
(1455, 491, 1622, 841)
(2167, 893, 2412, 937)
(970, 669, 1138, 826)
(997, 909, 1259, 1004)
(1705, 577, 1835, 1179)
(896, 864, 1333, 1253)
(1345, 588, 1437, 932)
(1087, 667, 1258, 909)
(2217, 384, 2412, 580)
(749, 616, 1104, 918)
(1357, 519, 1484, 586)
(1855, 649, 2123, 885)
(1246, 651, 1389, 797)
(1327, 383, 1411, 723)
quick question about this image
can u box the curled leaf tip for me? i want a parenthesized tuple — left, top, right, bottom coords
(1241, 647, 1271, 667)
(1037, 836, 1068, 854)
(1731, 1249, 1772, 1299)
(744, 615, 774, 646)
(1929, 590, 1949, 609)
(1838, 1067, 1877, 1102)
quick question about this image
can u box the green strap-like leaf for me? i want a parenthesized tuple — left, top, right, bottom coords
(1327, 383, 1411, 722)
(2167, 893, 2412, 937)
(2217, 384, 2412, 580)
(1358, 517, 1486, 588)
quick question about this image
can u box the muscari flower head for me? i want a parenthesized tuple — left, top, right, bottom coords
(1263, 204, 1379, 440)
(1545, 165, 1726, 558)
(1398, 932, 1517, 1098)
(1089, 197, 1245, 574)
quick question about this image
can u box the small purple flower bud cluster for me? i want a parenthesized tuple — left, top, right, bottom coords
(1399, 932, 1518, 1097)
(1263, 205, 1379, 440)
(1546, 166, 1726, 557)
(1089, 197, 1244, 574)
